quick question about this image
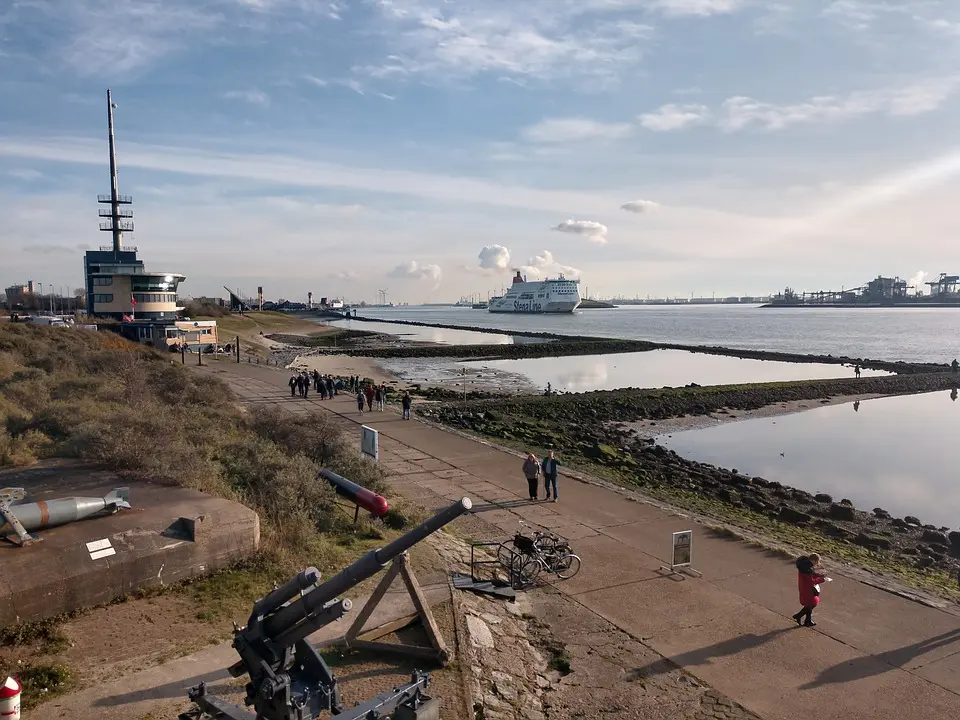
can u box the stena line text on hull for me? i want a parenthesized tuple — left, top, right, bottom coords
(487, 270, 582, 314)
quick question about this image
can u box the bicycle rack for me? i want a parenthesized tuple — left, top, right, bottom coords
(451, 541, 518, 600)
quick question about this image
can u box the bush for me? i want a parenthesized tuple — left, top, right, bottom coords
(182, 299, 231, 318)
(0, 324, 387, 567)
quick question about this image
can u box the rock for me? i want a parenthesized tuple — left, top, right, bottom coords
(921, 529, 949, 546)
(716, 488, 740, 504)
(816, 521, 853, 541)
(915, 556, 936, 569)
(743, 497, 770, 514)
(892, 518, 908, 528)
(904, 516, 921, 526)
(814, 493, 833, 503)
(778, 506, 812, 525)
(853, 533, 892, 551)
(873, 508, 891, 519)
(839, 498, 854, 506)
(948, 531, 960, 555)
(480, 613, 503, 625)
(466, 615, 495, 648)
(535, 675, 551, 689)
(828, 503, 857, 521)
(922, 524, 938, 531)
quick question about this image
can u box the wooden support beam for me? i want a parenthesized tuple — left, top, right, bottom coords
(356, 612, 419, 642)
(344, 558, 403, 643)
(348, 639, 440, 661)
(398, 554, 450, 664)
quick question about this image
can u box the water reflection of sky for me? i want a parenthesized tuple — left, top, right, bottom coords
(659, 391, 960, 527)
(326, 319, 513, 345)
(462, 350, 888, 392)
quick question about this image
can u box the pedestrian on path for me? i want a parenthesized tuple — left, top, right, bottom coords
(375, 385, 383, 411)
(541, 450, 560, 502)
(326, 376, 335, 397)
(854, 364, 861, 378)
(289, 374, 297, 397)
(365, 384, 375, 412)
(356, 389, 365, 414)
(522, 453, 541, 501)
(793, 553, 827, 627)
(401, 391, 412, 420)
(301, 372, 310, 398)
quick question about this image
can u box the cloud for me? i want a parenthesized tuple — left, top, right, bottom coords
(361, 1, 655, 87)
(638, 103, 711, 131)
(23, 244, 75, 254)
(332, 270, 358, 280)
(7, 168, 44, 181)
(478, 245, 511, 270)
(519, 250, 581, 279)
(640, 79, 960, 133)
(522, 117, 633, 143)
(908, 270, 928, 292)
(387, 260, 443, 288)
(621, 199, 661, 213)
(223, 90, 270, 107)
(649, 0, 746, 18)
(552, 218, 608, 244)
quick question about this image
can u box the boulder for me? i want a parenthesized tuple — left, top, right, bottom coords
(904, 516, 921, 526)
(829, 503, 857, 522)
(948, 531, 960, 556)
(814, 493, 833, 503)
(816, 521, 853, 541)
(873, 508, 891, 519)
(920, 529, 949, 546)
(915, 556, 935, 569)
(853, 533, 892, 551)
(839, 498, 854, 507)
(778, 506, 812, 526)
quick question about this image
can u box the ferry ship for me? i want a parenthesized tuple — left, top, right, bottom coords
(488, 271, 581, 314)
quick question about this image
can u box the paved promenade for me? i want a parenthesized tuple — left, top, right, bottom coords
(201, 360, 960, 720)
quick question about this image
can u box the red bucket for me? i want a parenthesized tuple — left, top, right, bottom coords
(0, 677, 21, 720)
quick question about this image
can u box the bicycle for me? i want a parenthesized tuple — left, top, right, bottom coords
(497, 521, 581, 588)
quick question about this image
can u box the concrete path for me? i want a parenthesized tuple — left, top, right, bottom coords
(203, 361, 960, 720)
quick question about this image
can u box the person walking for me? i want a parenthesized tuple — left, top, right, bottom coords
(365, 384, 375, 412)
(327, 376, 335, 397)
(301, 372, 310, 398)
(522, 453, 541, 501)
(541, 450, 560, 502)
(319, 376, 328, 400)
(356, 389, 365, 414)
(289, 374, 298, 397)
(294, 374, 304, 398)
(854, 364, 861, 379)
(401, 391, 412, 420)
(793, 553, 827, 627)
(313, 370, 321, 393)
(375, 385, 383, 411)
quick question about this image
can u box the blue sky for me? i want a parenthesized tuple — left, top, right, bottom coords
(2, 0, 960, 302)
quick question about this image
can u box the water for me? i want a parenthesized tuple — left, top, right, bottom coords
(460, 351, 889, 393)
(658, 390, 960, 528)
(356, 305, 960, 364)
(326, 317, 514, 345)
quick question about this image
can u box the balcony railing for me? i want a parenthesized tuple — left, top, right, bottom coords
(99, 220, 134, 232)
(98, 208, 134, 218)
(97, 246, 139, 253)
(97, 194, 133, 204)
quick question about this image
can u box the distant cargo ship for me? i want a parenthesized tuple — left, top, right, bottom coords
(488, 271, 581, 314)
(764, 273, 960, 308)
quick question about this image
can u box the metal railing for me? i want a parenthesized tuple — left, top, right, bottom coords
(98, 208, 133, 218)
(99, 220, 134, 232)
(97, 194, 132, 203)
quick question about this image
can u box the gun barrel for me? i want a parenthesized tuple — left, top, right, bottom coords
(262, 497, 471, 643)
(252, 567, 320, 618)
(320, 469, 389, 517)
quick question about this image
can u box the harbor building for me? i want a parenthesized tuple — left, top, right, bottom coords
(83, 89, 185, 321)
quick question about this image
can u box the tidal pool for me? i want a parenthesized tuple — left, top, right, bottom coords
(658, 390, 960, 528)
(460, 350, 888, 393)
(325, 318, 521, 345)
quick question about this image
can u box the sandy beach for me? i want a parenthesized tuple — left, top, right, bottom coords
(287, 353, 397, 384)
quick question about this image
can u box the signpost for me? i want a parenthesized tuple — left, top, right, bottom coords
(361, 425, 379, 463)
(659, 529, 701, 580)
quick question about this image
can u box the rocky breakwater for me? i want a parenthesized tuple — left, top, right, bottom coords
(420, 373, 960, 593)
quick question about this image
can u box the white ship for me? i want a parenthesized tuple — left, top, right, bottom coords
(488, 271, 581, 314)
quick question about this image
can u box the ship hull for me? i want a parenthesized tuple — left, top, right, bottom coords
(488, 300, 581, 314)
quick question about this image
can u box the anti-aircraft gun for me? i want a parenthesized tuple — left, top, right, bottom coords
(179, 496, 473, 720)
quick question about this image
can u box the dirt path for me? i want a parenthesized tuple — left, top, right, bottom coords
(200, 358, 960, 720)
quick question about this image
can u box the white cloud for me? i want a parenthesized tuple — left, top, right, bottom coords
(552, 218, 609, 244)
(908, 270, 927, 292)
(333, 269, 358, 280)
(638, 103, 711, 131)
(521, 117, 634, 143)
(388, 260, 443, 288)
(639, 79, 960, 133)
(621, 199, 660, 213)
(361, 1, 655, 87)
(223, 90, 270, 107)
(649, 0, 746, 18)
(478, 244, 511, 270)
(519, 250, 581, 279)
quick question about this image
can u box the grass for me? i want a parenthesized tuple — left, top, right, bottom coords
(0, 323, 409, 703)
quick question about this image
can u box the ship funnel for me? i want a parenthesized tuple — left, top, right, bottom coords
(512, 270, 523, 284)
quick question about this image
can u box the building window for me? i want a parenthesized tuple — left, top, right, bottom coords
(132, 293, 177, 304)
(93, 294, 114, 303)
(92, 277, 113, 286)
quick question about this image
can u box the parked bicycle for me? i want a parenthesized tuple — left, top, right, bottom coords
(497, 520, 581, 588)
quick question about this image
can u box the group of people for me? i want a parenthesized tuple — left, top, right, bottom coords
(288, 370, 340, 399)
(521, 450, 561, 502)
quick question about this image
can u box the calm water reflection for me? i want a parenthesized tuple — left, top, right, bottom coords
(659, 391, 960, 527)
(462, 350, 887, 392)
(325, 318, 514, 345)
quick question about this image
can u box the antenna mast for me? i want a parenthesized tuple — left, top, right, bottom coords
(97, 89, 134, 254)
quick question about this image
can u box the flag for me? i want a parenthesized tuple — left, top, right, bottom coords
(130, 294, 136, 306)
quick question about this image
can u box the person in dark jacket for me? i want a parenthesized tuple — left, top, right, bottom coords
(522, 453, 541, 501)
(326, 376, 335, 397)
(401, 391, 412, 420)
(301, 372, 309, 398)
(289, 375, 298, 397)
(541, 450, 560, 502)
(356, 389, 365, 414)
(793, 553, 827, 627)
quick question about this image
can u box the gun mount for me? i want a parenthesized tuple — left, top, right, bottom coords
(180, 496, 472, 720)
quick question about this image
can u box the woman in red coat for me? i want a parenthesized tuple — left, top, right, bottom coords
(793, 553, 826, 627)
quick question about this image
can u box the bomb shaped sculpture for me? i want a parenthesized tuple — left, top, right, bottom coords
(0, 487, 131, 546)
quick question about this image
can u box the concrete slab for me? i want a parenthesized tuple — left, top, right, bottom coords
(912, 645, 960, 688)
(0, 462, 259, 626)
(554, 534, 664, 596)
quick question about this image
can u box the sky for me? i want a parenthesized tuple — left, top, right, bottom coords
(2, 0, 960, 303)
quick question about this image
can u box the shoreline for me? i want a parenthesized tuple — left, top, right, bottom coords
(307, 313, 952, 374)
